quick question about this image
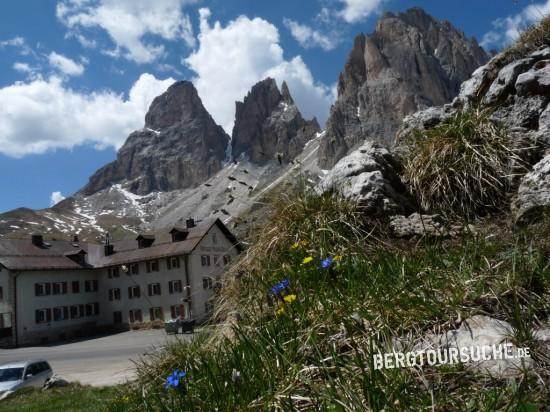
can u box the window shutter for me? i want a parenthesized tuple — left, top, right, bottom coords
(63, 306, 69, 319)
(148, 284, 152, 296)
(136, 287, 141, 298)
(149, 308, 154, 321)
(46, 308, 52, 322)
(35, 284, 40, 296)
(45, 283, 51, 295)
(146, 261, 151, 273)
(35, 310, 40, 323)
(169, 282, 173, 294)
(167, 258, 171, 270)
(63, 282, 68, 294)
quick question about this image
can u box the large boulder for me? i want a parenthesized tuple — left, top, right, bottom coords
(514, 153, 550, 225)
(515, 60, 550, 97)
(316, 142, 415, 216)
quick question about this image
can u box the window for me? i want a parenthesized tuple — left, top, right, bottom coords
(170, 305, 184, 319)
(149, 307, 163, 321)
(113, 311, 122, 324)
(168, 280, 183, 294)
(70, 305, 80, 319)
(72, 281, 80, 294)
(52, 282, 68, 295)
(108, 288, 121, 301)
(53, 306, 68, 321)
(108, 267, 120, 278)
(84, 280, 98, 292)
(146, 260, 159, 273)
(35, 308, 51, 324)
(223, 255, 232, 265)
(35, 283, 51, 296)
(130, 263, 139, 275)
(148, 283, 161, 296)
(205, 301, 214, 314)
(167, 256, 180, 270)
(128, 286, 141, 299)
(85, 302, 99, 317)
(201, 255, 211, 266)
(0, 313, 12, 329)
(212, 232, 217, 244)
(129, 309, 143, 323)
(202, 277, 213, 290)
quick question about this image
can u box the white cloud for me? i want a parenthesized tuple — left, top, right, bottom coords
(0, 36, 33, 55)
(283, 18, 339, 51)
(50, 191, 66, 206)
(56, 0, 197, 63)
(13, 62, 33, 73)
(481, 0, 550, 49)
(185, 8, 333, 132)
(0, 73, 174, 158)
(48, 52, 85, 76)
(337, 0, 386, 23)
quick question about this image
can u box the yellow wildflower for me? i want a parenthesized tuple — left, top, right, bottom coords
(302, 256, 313, 265)
(333, 255, 343, 262)
(283, 294, 296, 303)
(276, 304, 285, 316)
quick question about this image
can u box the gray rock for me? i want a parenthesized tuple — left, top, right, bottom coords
(515, 60, 550, 97)
(416, 316, 536, 378)
(81, 81, 229, 196)
(484, 58, 534, 104)
(389, 213, 446, 237)
(231, 78, 320, 165)
(43, 375, 70, 389)
(317, 7, 488, 169)
(539, 102, 550, 130)
(529, 46, 550, 60)
(396, 106, 454, 144)
(490, 95, 549, 130)
(514, 154, 550, 225)
(316, 142, 415, 216)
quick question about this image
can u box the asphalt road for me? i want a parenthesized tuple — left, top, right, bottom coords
(0, 329, 193, 386)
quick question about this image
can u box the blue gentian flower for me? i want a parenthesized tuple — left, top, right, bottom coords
(320, 256, 333, 269)
(270, 279, 290, 295)
(164, 369, 187, 390)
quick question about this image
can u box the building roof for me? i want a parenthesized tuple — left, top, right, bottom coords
(0, 218, 240, 271)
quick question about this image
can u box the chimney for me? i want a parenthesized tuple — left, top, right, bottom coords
(104, 244, 115, 256)
(186, 218, 195, 228)
(73, 234, 79, 243)
(31, 234, 43, 247)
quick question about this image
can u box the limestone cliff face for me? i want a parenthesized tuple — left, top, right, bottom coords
(81, 81, 229, 196)
(318, 7, 488, 168)
(231, 78, 320, 164)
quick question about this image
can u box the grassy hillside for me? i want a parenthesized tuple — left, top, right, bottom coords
(103, 190, 548, 411)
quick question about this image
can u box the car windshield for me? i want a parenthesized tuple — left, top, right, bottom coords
(0, 367, 24, 382)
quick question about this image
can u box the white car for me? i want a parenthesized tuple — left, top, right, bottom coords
(0, 360, 53, 396)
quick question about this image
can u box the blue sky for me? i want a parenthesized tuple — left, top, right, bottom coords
(1, 0, 548, 212)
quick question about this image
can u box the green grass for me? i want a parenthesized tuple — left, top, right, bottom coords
(0, 384, 118, 412)
(107, 192, 549, 411)
(502, 14, 550, 63)
(402, 108, 528, 219)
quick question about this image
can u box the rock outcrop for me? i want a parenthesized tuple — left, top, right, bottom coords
(514, 154, 550, 224)
(231, 78, 320, 164)
(316, 142, 415, 216)
(398, 45, 550, 224)
(318, 7, 488, 168)
(81, 81, 229, 196)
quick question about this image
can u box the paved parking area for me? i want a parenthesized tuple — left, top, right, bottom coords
(0, 329, 193, 386)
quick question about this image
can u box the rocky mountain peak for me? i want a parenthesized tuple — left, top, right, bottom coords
(318, 7, 489, 169)
(81, 80, 229, 196)
(281, 80, 294, 104)
(231, 78, 320, 164)
(144, 80, 203, 130)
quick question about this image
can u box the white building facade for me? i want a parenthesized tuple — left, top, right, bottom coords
(0, 219, 240, 347)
